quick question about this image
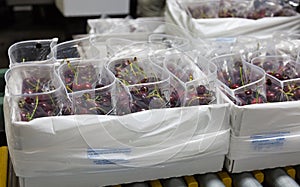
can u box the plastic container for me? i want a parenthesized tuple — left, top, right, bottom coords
(104, 34, 189, 63)
(8, 38, 58, 67)
(272, 31, 300, 60)
(219, 0, 251, 18)
(207, 36, 260, 60)
(211, 53, 266, 105)
(165, 52, 216, 107)
(251, 55, 300, 102)
(58, 59, 116, 115)
(108, 51, 170, 114)
(52, 36, 101, 64)
(5, 64, 64, 121)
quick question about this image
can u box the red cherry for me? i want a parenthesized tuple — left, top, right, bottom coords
(230, 83, 240, 89)
(251, 97, 264, 104)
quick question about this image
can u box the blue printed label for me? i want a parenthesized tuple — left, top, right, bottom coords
(87, 148, 131, 165)
(250, 132, 289, 151)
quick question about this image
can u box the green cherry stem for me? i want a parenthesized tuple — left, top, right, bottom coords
(29, 96, 39, 120)
(239, 66, 244, 86)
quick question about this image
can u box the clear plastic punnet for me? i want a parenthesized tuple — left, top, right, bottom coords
(164, 52, 217, 107)
(57, 59, 116, 115)
(52, 36, 101, 64)
(108, 50, 170, 114)
(211, 53, 267, 105)
(207, 36, 260, 60)
(8, 38, 58, 67)
(251, 55, 300, 102)
(5, 64, 64, 121)
(104, 34, 190, 63)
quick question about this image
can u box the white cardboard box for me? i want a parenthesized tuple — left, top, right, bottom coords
(166, 0, 300, 39)
(218, 90, 300, 136)
(5, 95, 230, 186)
(225, 131, 300, 173)
(19, 155, 226, 187)
(55, 0, 130, 17)
(217, 89, 300, 172)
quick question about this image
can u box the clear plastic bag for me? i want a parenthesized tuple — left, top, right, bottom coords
(184, 0, 221, 19)
(251, 55, 300, 102)
(207, 36, 260, 60)
(57, 59, 116, 115)
(52, 37, 101, 64)
(8, 38, 58, 67)
(105, 34, 189, 60)
(164, 52, 216, 107)
(219, 0, 252, 18)
(272, 31, 300, 60)
(108, 51, 170, 113)
(5, 64, 65, 121)
(211, 53, 267, 105)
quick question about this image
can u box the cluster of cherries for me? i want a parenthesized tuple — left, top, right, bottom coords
(217, 61, 266, 105)
(62, 62, 113, 115)
(188, 0, 297, 19)
(18, 77, 60, 121)
(111, 57, 168, 113)
(166, 64, 215, 107)
(258, 60, 300, 102)
(188, 4, 218, 19)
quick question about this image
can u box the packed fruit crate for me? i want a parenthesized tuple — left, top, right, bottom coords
(166, 0, 300, 38)
(4, 28, 230, 187)
(3, 13, 300, 185)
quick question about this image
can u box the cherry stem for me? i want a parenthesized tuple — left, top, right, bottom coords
(239, 66, 244, 86)
(89, 106, 107, 113)
(67, 61, 79, 85)
(66, 85, 73, 92)
(29, 96, 39, 120)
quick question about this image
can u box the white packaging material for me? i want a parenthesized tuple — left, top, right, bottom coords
(228, 131, 300, 161)
(165, 0, 300, 39)
(226, 131, 300, 172)
(219, 91, 300, 136)
(4, 95, 230, 178)
(18, 154, 226, 187)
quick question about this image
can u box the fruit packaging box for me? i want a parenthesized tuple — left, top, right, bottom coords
(225, 129, 300, 173)
(219, 89, 300, 136)
(4, 95, 230, 185)
(166, 0, 300, 39)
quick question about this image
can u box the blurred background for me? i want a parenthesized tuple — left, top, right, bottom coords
(0, 0, 167, 69)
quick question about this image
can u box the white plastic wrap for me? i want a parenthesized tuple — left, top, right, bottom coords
(4, 94, 230, 177)
(165, 0, 300, 39)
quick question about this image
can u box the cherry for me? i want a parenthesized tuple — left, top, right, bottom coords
(230, 83, 240, 89)
(251, 97, 264, 104)
(244, 89, 252, 96)
(196, 85, 206, 95)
